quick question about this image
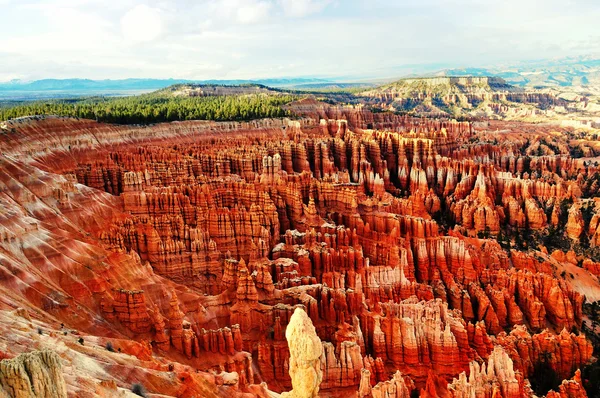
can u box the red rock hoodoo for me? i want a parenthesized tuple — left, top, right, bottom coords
(0, 101, 598, 397)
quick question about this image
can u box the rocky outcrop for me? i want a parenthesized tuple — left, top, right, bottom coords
(495, 326, 592, 380)
(546, 370, 588, 398)
(567, 206, 585, 240)
(281, 308, 323, 398)
(359, 77, 566, 118)
(101, 289, 152, 333)
(358, 369, 414, 398)
(447, 346, 524, 398)
(361, 297, 493, 382)
(0, 350, 67, 398)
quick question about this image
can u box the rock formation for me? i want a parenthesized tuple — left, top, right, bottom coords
(0, 350, 67, 398)
(281, 308, 323, 398)
(546, 370, 588, 398)
(446, 346, 524, 398)
(0, 103, 597, 397)
(360, 77, 567, 119)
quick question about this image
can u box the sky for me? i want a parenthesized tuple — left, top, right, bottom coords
(1, 0, 600, 81)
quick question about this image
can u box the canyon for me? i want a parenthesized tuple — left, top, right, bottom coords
(0, 93, 599, 398)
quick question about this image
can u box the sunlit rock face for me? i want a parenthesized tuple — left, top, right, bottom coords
(280, 308, 323, 398)
(0, 103, 597, 397)
(359, 76, 568, 119)
(0, 350, 67, 398)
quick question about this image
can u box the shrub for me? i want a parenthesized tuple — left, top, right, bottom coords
(131, 383, 147, 397)
(105, 341, 114, 352)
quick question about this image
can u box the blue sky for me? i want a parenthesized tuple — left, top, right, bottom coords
(1, 0, 599, 81)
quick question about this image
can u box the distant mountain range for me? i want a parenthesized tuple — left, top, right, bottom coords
(0, 77, 340, 91)
(0, 77, 336, 101)
(1, 55, 600, 101)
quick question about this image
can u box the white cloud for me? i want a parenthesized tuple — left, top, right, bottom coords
(0, 0, 599, 81)
(0, 6, 117, 54)
(237, 1, 272, 23)
(121, 5, 165, 43)
(278, 0, 331, 18)
(201, 0, 273, 24)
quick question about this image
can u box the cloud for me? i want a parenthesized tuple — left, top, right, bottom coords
(206, 0, 273, 24)
(278, 0, 331, 18)
(1, 0, 599, 81)
(237, 1, 272, 23)
(121, 5, 165, 43)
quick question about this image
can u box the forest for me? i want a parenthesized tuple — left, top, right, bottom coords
(0, 91, 296, 124)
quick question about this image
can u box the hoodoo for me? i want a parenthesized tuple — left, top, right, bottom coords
(0, 98, 598, 396)
(0, 350, 67, 398)
(281, 308, 323, 398)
